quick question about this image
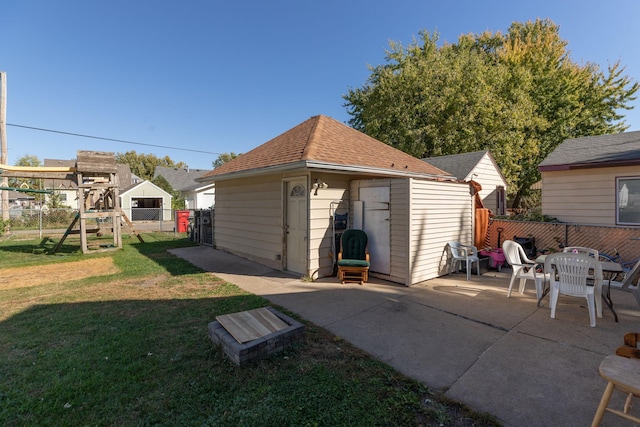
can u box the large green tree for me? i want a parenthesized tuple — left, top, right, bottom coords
(344, 19, 638, 208)
(212, 152, 241, 169)
(151, 174, 185, 210)
(115, 151, 187, 181)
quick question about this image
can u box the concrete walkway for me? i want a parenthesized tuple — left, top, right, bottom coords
(169, 246, 640, 427)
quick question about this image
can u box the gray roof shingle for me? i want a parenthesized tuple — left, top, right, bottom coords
(422, 151, 488, 180)
(539, 131, 640, 171)
(154, 167, 213, 191)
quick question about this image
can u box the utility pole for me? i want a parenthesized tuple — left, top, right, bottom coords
(0, 71, 8, 221)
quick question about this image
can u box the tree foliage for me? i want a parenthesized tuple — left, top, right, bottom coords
(344, 19, 638, 208)
(11, 155, 44, 201)
(151, 174, 185, 210)
(115, 151, 187, 181)
(212, 152, 241, 169)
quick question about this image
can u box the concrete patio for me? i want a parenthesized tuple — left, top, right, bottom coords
(170, 246, 640, 426)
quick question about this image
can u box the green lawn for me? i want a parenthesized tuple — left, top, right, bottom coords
(0, 233, 499, 426)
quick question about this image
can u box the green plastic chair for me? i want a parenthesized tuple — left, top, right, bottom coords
(337, 229, 370, 284)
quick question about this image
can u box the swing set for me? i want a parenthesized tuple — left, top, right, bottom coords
(0, 150, 143, 253)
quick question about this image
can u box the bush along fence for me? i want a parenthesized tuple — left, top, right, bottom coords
(486, 219, 640, 262)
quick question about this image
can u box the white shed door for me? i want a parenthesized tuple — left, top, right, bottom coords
(360, 186, 390, 275)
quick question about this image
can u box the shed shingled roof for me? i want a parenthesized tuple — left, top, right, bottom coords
(422, 151, 488, 180)
(539, 131, 640, 171)
(199, 115, 450, 180)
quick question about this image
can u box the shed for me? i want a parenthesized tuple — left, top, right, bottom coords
(424, 150, 507, 215)
(198, 115, 476, 285)
(120, 180, 173, 221)
(539, 131, 640, 226)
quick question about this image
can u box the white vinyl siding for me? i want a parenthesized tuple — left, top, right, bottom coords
(119, 181, 173, 220)
(308, 173, 350, 279)
(350, 178, 473, 286)
(214, 175, 283, 269)
(471, 153, 508, 214)
(408, 179, 474, 284)
(389, 179, 410, 284)
(541, 165, 640, 226)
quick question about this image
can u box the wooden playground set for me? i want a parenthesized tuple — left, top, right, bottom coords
(0, 150, 142, 253)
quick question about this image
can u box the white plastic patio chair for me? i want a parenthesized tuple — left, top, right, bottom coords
(502, 240, 549, 304)
(544, 252, 603, 327)
(563, 246, 599, 280)
(562, 246, 599, 258)
(447, 241, 480, 281)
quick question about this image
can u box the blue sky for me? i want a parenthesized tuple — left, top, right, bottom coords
(2, 0, 639, 170)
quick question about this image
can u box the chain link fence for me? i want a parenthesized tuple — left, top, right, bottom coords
(0, 208, 181, 239)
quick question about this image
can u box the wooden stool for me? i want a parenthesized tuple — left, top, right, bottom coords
(592, 355, 640, 426)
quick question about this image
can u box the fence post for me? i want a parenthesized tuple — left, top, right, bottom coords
(39, 206, 43, 239)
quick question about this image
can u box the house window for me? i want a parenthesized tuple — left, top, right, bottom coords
(496, 186, 506, 216)
(617, 177, 640, 225)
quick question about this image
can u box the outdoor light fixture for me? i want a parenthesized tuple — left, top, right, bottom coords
(312, 178, 328, 195)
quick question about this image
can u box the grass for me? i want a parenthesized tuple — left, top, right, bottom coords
(0, 233, 500, 426)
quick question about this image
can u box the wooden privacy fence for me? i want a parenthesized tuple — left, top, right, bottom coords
(485, 219, 640, 261)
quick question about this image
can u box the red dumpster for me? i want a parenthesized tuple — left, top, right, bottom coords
(176, 210, 190, 233)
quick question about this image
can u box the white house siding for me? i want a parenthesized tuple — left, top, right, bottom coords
(541, 165, 640, 225)
(184, 187, 215, 210)
(57, 189, 79, 209)
(472, 153, 507, 214)
(308, 173, 350, 279)
(214, 174, 284, 270)
(408, 179, 474, 285)
(196, 186, 215, 209)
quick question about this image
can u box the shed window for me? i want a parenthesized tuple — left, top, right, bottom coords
(617, 177, 640, 225)
(290, 184, 306, 197)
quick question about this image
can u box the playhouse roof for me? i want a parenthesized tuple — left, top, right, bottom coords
(199, 115, 451, 181)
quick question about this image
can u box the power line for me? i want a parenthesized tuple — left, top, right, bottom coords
(7, 123, 222, 155)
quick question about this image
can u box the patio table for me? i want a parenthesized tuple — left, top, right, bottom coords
(536, 255, 623, 322)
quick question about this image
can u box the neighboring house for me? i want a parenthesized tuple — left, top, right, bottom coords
(7, 189, 35, 207)
(424, 150, 507, 215)
(154, 166, 215, 209)
(43, 159, 78, 208)
(197, 114, 477, 285)
(119, 180, 173, 221)
(538, 130, 640, 226)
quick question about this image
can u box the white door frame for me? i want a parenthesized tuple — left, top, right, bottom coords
(283, 177, 309, 275)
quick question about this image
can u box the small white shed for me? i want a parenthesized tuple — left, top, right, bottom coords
(120, 180, 173, 221)
(424, 151, 507, 215)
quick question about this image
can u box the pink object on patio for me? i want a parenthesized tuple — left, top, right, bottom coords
(479, 249, 506, 271)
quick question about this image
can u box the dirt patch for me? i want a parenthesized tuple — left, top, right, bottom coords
(0, 258, 120, 290)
